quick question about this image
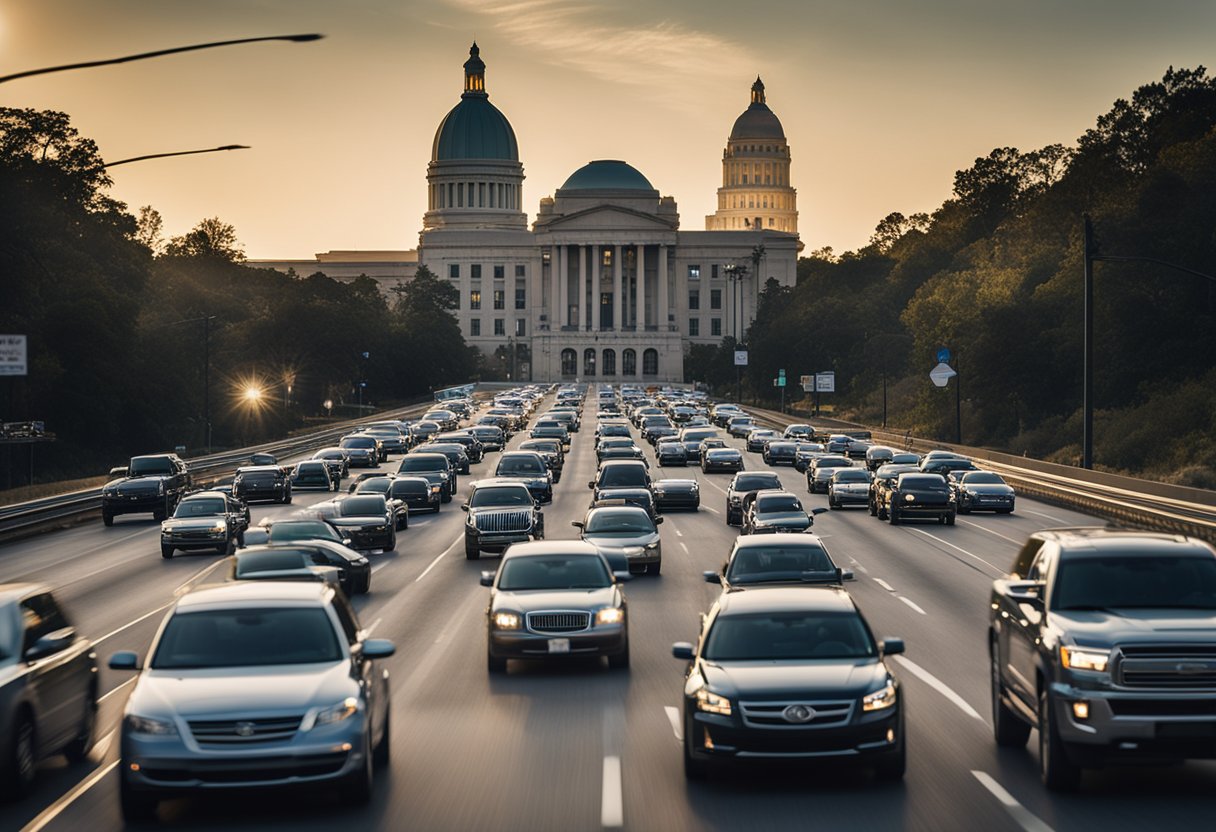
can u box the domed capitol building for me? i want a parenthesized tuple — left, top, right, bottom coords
(253, 44, 800, 383)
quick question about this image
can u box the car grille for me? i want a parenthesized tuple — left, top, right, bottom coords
(1109, 699, 1216, 717)
(1118, 645, 1216, 689)
(475, 510, 533, 533)
(738, 700, 855, 729)
(526, 611, 591, 633)
(188, 715, 303, 745)
(172, 529, 221, 541)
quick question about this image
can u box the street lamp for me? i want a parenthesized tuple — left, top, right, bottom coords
(724, 263, 749, 402)
(103, 145, 250, 169)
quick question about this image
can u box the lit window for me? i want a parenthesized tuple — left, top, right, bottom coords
(493, 290, 504, 310)
(515, 319, 526, 336)
(469, 291, 481, 310)
(688, 265, 701, 281)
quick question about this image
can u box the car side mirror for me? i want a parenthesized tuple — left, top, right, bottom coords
(672, 642, 695, 661)
(108, 650, 140, 671)
(461, 504, 469, 511)
(880, 638, 905, 656)
(25, 628, 75, 662)
(1006, 580, 1046, 606)
(361, 639, 396, 659)
(702, 570, 722, 585)
(613, 571, 633, 583)
(342, 538, 353, 547)
(654, 516, 664, 525)
(838, 568, 856, 582)
(109, 466, 128, 478)
(587, 480, 596, 489)
(571, 520, 585, 528)
(479, 571, 496, 587)
(810, 507, 827, 516)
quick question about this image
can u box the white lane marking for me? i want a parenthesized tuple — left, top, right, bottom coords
(899, 596, 928, 615)
(415, 534, 462, 583)
(175, 560, 224, 595)
(699, 478, 730, 496)
(98, 677, 136, 704)
(29, 527, 155, 587)
(96, 602, 171, 645)
(92, 729, 116, 761)
(673, 527, 684, 537)
(1022, 508, 1066, 523)
(601, 755, 623, 828)
(703, 506, 721, 515)
(891, 655, 984, 722)
(971, 770, 1057, 832)
(364, 617, 382, 637)
(679, 542, 689, 554)
(874, 578, 896, 592)
(371, 562, 390, 574)
(910, 529, 1003, 575)
(959, 519, 1022, 544)
(20, 760, 119, 832)
(664, 706, 683, 741)
(849, 557, 869, 574)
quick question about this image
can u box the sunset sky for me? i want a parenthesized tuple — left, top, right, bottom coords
(3, 0, 1214, 259)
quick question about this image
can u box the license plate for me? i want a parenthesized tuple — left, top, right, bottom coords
(548, 638, 570, 654)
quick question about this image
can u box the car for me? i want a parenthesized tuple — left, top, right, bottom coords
(596, 421, 633, 439)
(481, 541, 630, 673)
(546, 409, 581, 434)
(260, 517, 352, 548)
(652, 478, 700, 511)
(592, 489, 660, 521)
(159, 491, 250, 559)
(574, 504, 663, 575)
(711, 404, 743, 428)
(231, 464, 292, 504)
(434, 431, 484, 463)
(597, 437, 644, 463)
(825, 434, 856, 456)
(292, 460, 338, 491)
(463, 479, 545, 560)
(415, 442, 471, 475)
(345, 471, 388, 493)
(741, 490, 822, 535)
(865, 446, 896, 471)
(530, 422, 571, 448)
(410, 419, 443, 444)
(493, 451, 553, 503)
(327, 494, 398, 550)
(745, 429, 781, 453)
(884, 473, 956, 525)
(869, 464, 922, 518)
(725, 471, 783, 526)
(350, 476, 410, 530)
(672, 587, 905, 781)
(0, 585, 98, 799)
(232, 542, 371, 595)
(727, 416, 758, 438)
(701, 447, 744, 474)
(793, 442, 828, 473)
(641, 416, 677, 444)
(423, 409, 459, 431)
(952, 471, 1016, 513)
(101, 453, 192, 525)
(359, 426, 408, 457)
(519, 438, 565, 482)
(920, 457, 980, 477)
(588, 460, 652, 502)
(397, 452, 455, 502)
(311, 447, 350, 482)
(782, 423, 814, 440)
(656, 437, 690, 466)
(388, 475, 442, 514)
(109, 582, 394, 820)
(827, 468, 873, 509)
(762, 440, 799, 466)
(679, 427, 720, 458)
(805, 455, 853, 493)
(988, 529, 1216, 791)
(703, 533, 851, 590)
(889, 452, 921, 466)
(469, 424, 506, 452)
(339, 435, 381, 467)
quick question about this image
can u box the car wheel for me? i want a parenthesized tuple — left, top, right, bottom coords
(874, 723, 906, 781)
(888, 508, 899, 525)
(945, 512, 956, 526)
(373, 703, 391, 766)
(63, 692, 97, 763)
(283, 493, 293, 505)
(386, 531, 397, 551)
(487, 651, 507, 673)
(161, 545, 174, 559)
(991, 642, 1031, 748)
(683, 729, 709, 781)
(119, 774, 158, 822)
(828, 495, 837, 509)
(2, 715, 37, 799)
(649, 560, 661, 576)
(153, 509, 166, 523)
(1039, 689, 1082, 791)
(442, 489, 452, 504)
(102, 512, 114, 527)
(608, 640, 630, 669)
(869, 500, 877, 516)
(999, 507, 1014, 514)
(344, 728, 375, 805)
(360, 573, 372, 594)
(465, 541, 480, 560)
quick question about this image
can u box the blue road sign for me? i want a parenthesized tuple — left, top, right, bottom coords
(936, 346, 951, 363)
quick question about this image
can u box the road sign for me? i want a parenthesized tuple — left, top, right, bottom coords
(778, 368, 786, 379)
(815, 372, 835, 393)
(0, 335, 27, 376)
(800, 374, 812, 385)
(775, 376, 786, 387)
(930, 362, 957, 387)
(802, 381, 813, 392)
(734, 350, 748, 366)
(936, 346, 951, 364)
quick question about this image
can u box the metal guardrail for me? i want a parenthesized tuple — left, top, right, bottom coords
(745, 406, 1216, 544)
(0, 396, 450, 539)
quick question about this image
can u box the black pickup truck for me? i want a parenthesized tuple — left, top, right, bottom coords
(101, 454, 192, 525)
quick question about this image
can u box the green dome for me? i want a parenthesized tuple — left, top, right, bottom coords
(432, 96, 519, 162)
(561, 160, 655, 191)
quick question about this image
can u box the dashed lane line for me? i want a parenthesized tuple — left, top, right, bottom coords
(98, 677, 135, 704)
(971, 770, 1057, 832)
(663, 706, 683, 742)
(899, 596, 928, 615)
(1021, 508, 1067, 524)
(415, 533, 463, 583)
(891, 654, 985, 723)
(95, 602, 171, 645)
(909, 528, 1004, 576)
(874, 578, 896, 592)
(20, 760, 119, 832)
(601, 756, 623, 828)
(679, 542, 689, 553)
(958, 518, 1023, 545)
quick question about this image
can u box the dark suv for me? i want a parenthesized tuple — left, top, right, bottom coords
(989, 528, 1216, 790)
(462, 479, 545, 560)
(102, 454, 192, 525)
(881, 473, 955, 525)
(724, 471, 782, 526)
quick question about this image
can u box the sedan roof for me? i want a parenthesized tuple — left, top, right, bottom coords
(176, 581, 332, 610)
(716, 585, 856, 615)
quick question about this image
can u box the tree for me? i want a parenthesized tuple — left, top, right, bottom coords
(134, 205, 164, 254)
(164, 217, 245, 262)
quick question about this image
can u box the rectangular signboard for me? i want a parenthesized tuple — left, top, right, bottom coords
(815, 371, 835, 393)
(733, 350, 748, 366)
(0, 335, 27, 376)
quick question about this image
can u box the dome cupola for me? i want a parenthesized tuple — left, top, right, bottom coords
(431, 42, 520, 162)
(729, 75, 786, 140)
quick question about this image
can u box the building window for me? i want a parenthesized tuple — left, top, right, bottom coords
(515, 264, 526, 277)
(469, 290, 481, 310)
(602, 248, 612, 267)
(542, 250, 551, 264)
(643, 348, 659, 376)
(602, 349, 616, 375)
(561, 349, 576, 376)
(494, 319, 505, 336)
(494, 265, 505, 279)
(710, 289, 722, 309)
(515, 288, 526, 309)
(582, 348, 596, 376)
(712, 264, 719, 279)
(493, 290, 504, 310)
(711, 318, 722, 336)
(689, 290, 699, 310)
(471, 264, 482, 279)
(688, 265, 701, 280)
(470, 319, 480, 337)
(515, 319, 526, 336)
(689, 318, 700, 336)
(448, 264, 459, 279)
(622, 349, 637, 376)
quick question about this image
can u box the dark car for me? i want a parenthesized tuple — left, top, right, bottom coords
(574, 505, 663, 574)
(231, 465, 292, 504)
(725, 471, 783, 526)
(531, 423, 572, 448)
(416, 442, 471, 476)
(889, 452, 921, 466)
(261, 517, 352, 548)
(641, 416, 677, 444)
(423, 409, 459, 431)
(884, 473, 955, 525)
(703, 447, 745, 474)
(411, 419, 442, 443)
(519, 439, 564, 482)
(762, 440, 799, 466)
(389, 476, 442, 514)
(340, 435, 381, 467)
(233, 542, 371, 595)
(159, 491, 250, 559)
(359, 427, 408, 457)
(988, 529, 1216, 790)
(596, 421, 632, 439)
(869, 463, 921, 517)
(704, 533, 851, 590)
(589, 460, 652, 502)
(807, 455, 854, 494)
(397, 452, 455, 502)
(291, 460, 337, 491)
(101, 453, 192, 525)
(679, 427, 720, 458)
(469, 425, 506, 452)
(741, 491, 823, 535)
(952, 471, 1015, 514)
(782, 423, 814, 440)
(920, 457, 979, 477)
(653, 478, 700, 511)
(328, 494, 397, 551)
(0, 584, 98, 799)
(311, 447, 350, 482)
(463, 479, 545, 560)
(495, 451, 554, 504)
(827, 468, 872, 509)
(435, 431, 484, 463)
(727, 416, 758, 437)
(865, 446, 896, 471)
(656, 437, 689, 466)
(745, 429, 781, 453)
(794, 442, 828, 473)
(351, 476, 409, 530)
(673, 587, 904, 780)
(481, 542, 630, 673)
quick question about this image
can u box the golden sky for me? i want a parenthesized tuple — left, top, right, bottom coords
(3, 0, 1214, 259)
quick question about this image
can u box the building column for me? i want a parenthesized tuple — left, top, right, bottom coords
(572, 245, 583, 332)
(635, 244, 646, 330)
(612, 244, 622, 331)
(658, 244, 669, 332)
(558, 245, 568, 328)
(590, 244, 601, 332)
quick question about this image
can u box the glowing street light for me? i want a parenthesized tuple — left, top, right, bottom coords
(243, 385, 264, 403)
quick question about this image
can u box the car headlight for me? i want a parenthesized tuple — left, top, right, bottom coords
(1060, 646, 1110, 672)
(493, 611, 522, 630)
(694, 688, 732, 716)
(904, 493, 915, 502)
(431, 485, 442, 493)
(644, 542, 659, 551)
(596, 607, 625, 625)
(354, 557, 369, 565)
(211, 521, 227, 533)
(312, 697, 360, 727)
(863, 680, 898, 712)
(126, 714, 178, 736)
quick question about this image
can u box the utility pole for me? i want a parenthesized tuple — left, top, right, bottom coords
(954, 352, 962, 445)
(203, 316, 212, 453)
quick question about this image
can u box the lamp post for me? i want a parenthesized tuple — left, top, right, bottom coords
(724, 263, 749, 402)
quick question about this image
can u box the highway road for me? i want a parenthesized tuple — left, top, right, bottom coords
(3, 394, 1214, 832)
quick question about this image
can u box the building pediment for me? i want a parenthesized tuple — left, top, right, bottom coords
(537, 204, 677, 234)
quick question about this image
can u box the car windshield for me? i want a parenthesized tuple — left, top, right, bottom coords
(704, 611, 876, 661)
(355, 477, 393, 494)
(834, 470, 870, 482)
(1053, 556, 1216, 610)
(599, 466, 647, 487)
(585, 510, 655, 535)
(390, 480, 427, 496)
(235, 549, 308, 574)
(341, 437, 375, 449)
(816, 458, 851, 468)
(130, 457, 174, 475)
(726, 544, 836, 583)
(497, 556, 611, 591)
(340, 496, 385, 516)
(900, 475, 948, 490)
(296, 463, 328, 476)
(268, 521, 341, 543)
(174, 498, 226, 517)
(471, 487, 534, 507)
(498, 456, 545, 475)
(314, 450, 343, 459)
(683, 429, 716, 441)
(962, 472, 1004, 484)
(600, 439, 634, 449)
(735, 475, 780, 491)
(399, 456, 445, 472)
(152, 607, 343, 669)
(708, 449, 736, 457)
(756, 496, 803, 513)
(526, 441, 560, 453)
(891, 454, 920, 464)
